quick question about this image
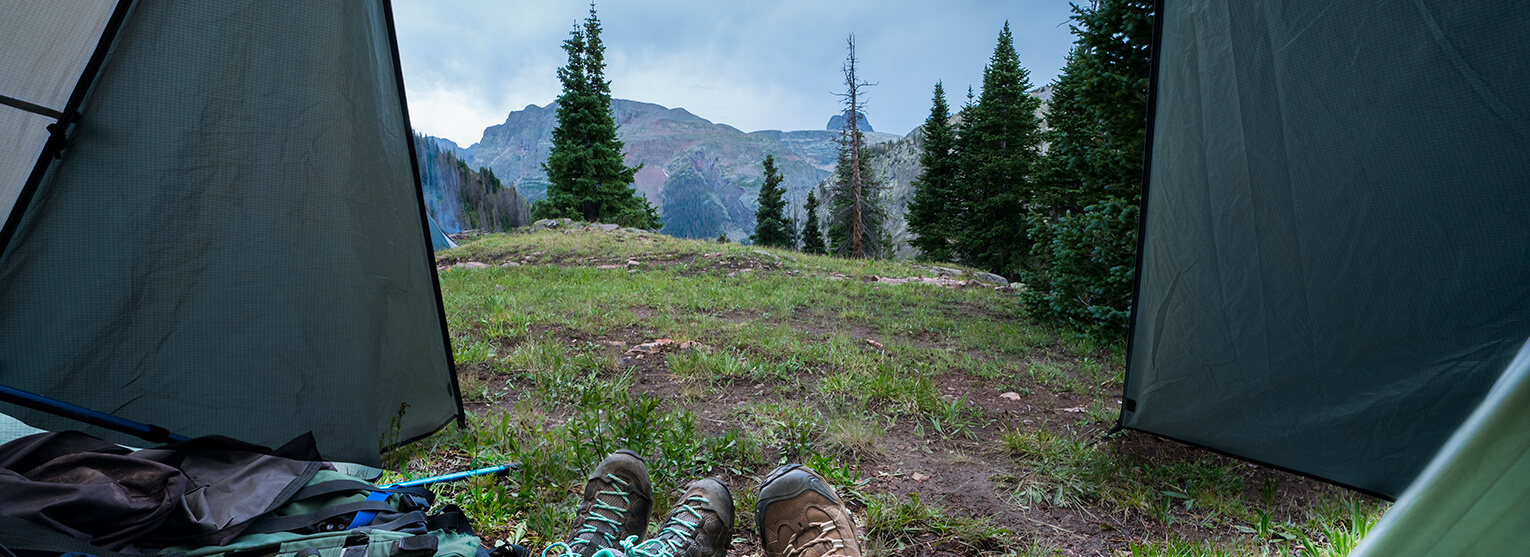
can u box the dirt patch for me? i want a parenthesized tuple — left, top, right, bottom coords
(438, 245, 1379, 556)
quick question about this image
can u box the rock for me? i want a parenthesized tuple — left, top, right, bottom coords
(531, 218, 573, 231)
(910, 472, 929, 482)
(455, 262, 488, 269)
(970, 272, 1008, 287)
(621, 227, 644, 234)
(625, 339, 675, 355)
(865, 339, 884, 349)
(597, 264, 623, 269)
(1000, 392, 1023, 401)
(597, 223, 620, 232)
(627, 259, 641, 266)
(752, 249, 779, 260)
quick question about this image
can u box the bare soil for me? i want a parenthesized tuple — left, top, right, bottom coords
(447, 250, 1376, 557)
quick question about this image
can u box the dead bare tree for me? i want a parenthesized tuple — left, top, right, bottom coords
(827, 34, 884, 259)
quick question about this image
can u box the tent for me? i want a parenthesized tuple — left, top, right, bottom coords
(1123, 0, 1530, 500)
(0, 0, 462, 466)
(1348, 339, 1530, 556)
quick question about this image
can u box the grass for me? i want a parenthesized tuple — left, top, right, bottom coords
(863, 492, 1008, 553)
(387, 226, 1387, 556)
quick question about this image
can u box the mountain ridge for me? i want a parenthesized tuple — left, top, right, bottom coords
(459, 99, 900, 241)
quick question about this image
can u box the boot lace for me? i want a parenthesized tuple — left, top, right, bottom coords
(542, 474, 635, 557)
(622, 494, 711, 557)
(782, 516, 848, 557)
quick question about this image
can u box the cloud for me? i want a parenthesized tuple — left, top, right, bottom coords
(394, 0, 1077, 145)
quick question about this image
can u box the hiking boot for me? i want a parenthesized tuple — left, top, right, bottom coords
(624, 478, 734, 557)
(755, 464, 863, 557)
(547, 450, 653, 557)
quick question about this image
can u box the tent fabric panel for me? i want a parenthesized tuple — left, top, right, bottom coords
(0, 0, 458, 465)
(1349, 340, 1530, 557)
(0, 110, 50, 221)
(428, 214, 458, 251)
(1124, 0, 1530, 498)
(0, 0, 115, 110)
(0, 0, 118, 221)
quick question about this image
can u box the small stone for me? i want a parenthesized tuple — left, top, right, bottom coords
(597, 264, 622, 269)
(865, 339, 884, 349)
(598, 223, 620, 232)
(911, 472, 929, 482)
(970, 272, 1009, 287)
(1000, 392, 1023, 401)
(456, 262, 488, 269)
(1061, 406, 1087, 413)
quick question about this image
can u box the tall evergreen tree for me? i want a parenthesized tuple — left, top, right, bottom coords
(535, 5, 661, 229)
(1020, 0, 1153, 335)
(751, 155, 795, 248)
(906, 82, 960, 262)
(952, 22, 1044, 277)
(800, 190, 826, 254)
(825, 35, 884, 259)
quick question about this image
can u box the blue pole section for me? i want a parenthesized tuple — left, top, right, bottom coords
(386, 463, 517, 488)
(347, 463, 518, 529)
(0, 383, 191, 444)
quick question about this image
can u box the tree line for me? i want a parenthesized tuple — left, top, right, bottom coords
(537, 2, 1152, 335)
(756, 0, 1153, 335)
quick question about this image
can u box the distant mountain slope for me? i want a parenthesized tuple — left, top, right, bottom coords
(463, 99, 899, 240)
(415, 134, 530, 234)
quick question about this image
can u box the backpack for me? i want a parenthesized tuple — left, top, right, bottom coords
(165, 469, 490, 557)
(0, 469, 494, 557)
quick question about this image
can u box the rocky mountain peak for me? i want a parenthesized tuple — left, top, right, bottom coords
(825, 111, 873, 133)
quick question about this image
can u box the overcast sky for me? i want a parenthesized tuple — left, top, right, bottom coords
(393, 1, 1079, 147)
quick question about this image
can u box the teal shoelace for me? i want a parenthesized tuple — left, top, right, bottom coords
(622, 494, 710, 557)
(542, 474, 634, 557)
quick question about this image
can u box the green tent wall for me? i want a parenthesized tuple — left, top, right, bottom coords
(1348, 340, 1530, 556)
(0, 0, 462, 465)
(1123, 0, 1530, 499)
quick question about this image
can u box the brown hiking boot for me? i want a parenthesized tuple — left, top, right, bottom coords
(755, 464, 863, 557)
(552, 449, 654, 557)
(625, 478, 735, 557)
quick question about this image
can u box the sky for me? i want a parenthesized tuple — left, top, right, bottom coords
(393, 1, 1080, 147)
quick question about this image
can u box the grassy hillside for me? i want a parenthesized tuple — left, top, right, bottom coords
(386, 225, 1385, 557)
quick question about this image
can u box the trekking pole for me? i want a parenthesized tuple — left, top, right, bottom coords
(348, 463, 520, 529)
(0, 383, 191, 444)
(386, 463, 518, 488)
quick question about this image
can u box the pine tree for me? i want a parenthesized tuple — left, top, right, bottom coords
(825, 35, 884, 259)
(749, 155, 795, 248)
(535, 5, 661, 229)
(952, 22, 1044, 278)
(906, 82, 959, 262)
(800, 190, 826, 254)
(1020, 0, 1153, 335)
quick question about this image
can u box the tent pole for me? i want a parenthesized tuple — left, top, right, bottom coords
(0, 384, 190, 444)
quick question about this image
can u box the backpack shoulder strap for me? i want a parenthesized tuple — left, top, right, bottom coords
(0, 516, 181, 557)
